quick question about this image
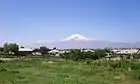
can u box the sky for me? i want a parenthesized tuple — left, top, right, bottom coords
(0, 0, 140, 45)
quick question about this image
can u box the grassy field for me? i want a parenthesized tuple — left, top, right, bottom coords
(0, 58, 140, 84)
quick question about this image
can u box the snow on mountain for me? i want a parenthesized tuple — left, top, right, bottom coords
(63, 34, 95, 41)
(27, 34, 140, 49)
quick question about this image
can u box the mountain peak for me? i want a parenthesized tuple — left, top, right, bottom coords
(63, 34, 94, 41)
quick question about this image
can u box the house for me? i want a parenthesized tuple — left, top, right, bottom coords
(112, 49, 139, 54)
(82, 49, 95, 52)
(48, 49, 71, 56)
(32, 48, 42, 55)
(18, 48, 33, 56)
(48, 49, 60, 56)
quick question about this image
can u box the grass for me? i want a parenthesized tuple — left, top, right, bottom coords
(0, 57, 140, 84)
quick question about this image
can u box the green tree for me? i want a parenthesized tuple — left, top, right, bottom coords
(8, 43, 19, 55)
(39, 46, 50, 55)
(103, 48, 111, 53)
(3, 43, 19, 55)
(0, 47, 3, 51)
(3, 43, 10, 53)
(60, 49, 107, 61)
(93, 49, 106, 59)
(0, 47, 4, 53)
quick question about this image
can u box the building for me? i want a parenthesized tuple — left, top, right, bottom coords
(113, 49, 139, 54)
(18, 48, 33, 56)
(81, 49, 95, 52)
(48, 49, 60, 56)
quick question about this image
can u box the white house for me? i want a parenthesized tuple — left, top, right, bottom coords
(18, 48, 34, 55)
(113, 49, 139, 54)
(18, 48, 33, 52)
(81, 49, 95, 52)
(48, 49, 60, 56)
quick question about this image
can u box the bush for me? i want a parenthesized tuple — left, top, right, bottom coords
(134, 54, 140, 59)
(60, 49, 107, 61)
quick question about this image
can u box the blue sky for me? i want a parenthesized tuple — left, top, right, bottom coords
(0, 0, 140, 45)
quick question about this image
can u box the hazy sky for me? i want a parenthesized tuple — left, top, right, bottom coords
(0, 0, 140, 45)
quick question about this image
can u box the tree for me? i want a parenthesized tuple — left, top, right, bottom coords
(8, 43, 19, 55)
(3, 43, 19, 55)
(3, 43, 10, 53)
(61, 50, 96, 61)
(60, 49, 107, 61)
(94, 49, 107, 59)
(39, 46, 50, 55)
(0, 47, 4, 53)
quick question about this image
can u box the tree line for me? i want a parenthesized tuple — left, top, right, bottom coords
(0, 43, 51, 56)
(0, 43, 19, 55)
(60, 49, 108, 61)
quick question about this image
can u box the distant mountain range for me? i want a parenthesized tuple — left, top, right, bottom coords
(27, 34, 140, 49)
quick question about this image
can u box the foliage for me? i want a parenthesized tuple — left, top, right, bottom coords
(103, 48, 112, 53)
(8, 43, 19, 55)
(0, 47, 4, 52)
(3, 43, 10, 53)
(92, 60, 140, 71)
(94, 49, 107, 59)
(0, 58, 140, 84)
(60, 49, 107, 61)
(133, 54, 140, 59)
(39, 46, 50, 55)
(3, 43, 19, 55)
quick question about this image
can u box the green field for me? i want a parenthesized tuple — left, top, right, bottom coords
(0, 58, 140, 84)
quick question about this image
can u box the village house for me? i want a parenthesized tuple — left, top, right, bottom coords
(18, 48, 34, 56)
(48, 49, 60, 56)
(112, 49, 140, 54)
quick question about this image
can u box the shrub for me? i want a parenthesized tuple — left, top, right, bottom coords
(60, 49, 106, 61)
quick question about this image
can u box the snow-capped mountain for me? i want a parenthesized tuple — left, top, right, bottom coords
(63, 34, 94, 41)
(27, 34, 140, 49)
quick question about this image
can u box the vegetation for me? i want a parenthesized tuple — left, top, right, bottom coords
(0, 47, 4, 52)
(0, 43, 51, 56)
(1, 42, 140, 84)
(60, 49, 107, 61)
(0, 58, 140, 84)
(39, 46, 51, 55)
(3, 43, 19, 55)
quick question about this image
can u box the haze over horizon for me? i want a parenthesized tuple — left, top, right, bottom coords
(0, 0, 140, 45)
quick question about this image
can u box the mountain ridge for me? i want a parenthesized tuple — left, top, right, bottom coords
(26, 34, 140, 49)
